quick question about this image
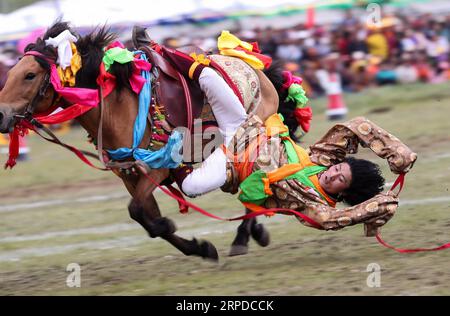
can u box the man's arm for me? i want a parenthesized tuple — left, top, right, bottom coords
(308, 117, 417, 174)
(297, 191, 399, 232)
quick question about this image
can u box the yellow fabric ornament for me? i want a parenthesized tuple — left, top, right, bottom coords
(57, 42, 82, 87)
(217, 31, 265, 70)
(188, 53, 211, 79)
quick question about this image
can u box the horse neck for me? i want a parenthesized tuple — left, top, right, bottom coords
(75, 89, 140, 150)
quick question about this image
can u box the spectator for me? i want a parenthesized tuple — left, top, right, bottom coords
(414, 52, 434, 82)
(316, 53, 348, 120)
(395, 54, 419, 84)
(376, 60, 397, 85)
(366, 27, 389, 60)
(425, 31, 449, 61)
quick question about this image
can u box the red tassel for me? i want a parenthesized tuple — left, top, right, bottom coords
(5, 128, 20, 169)
(250, 42, 261, 53)
(4, 125, 29, 169)
(166, 184, 189, 214)
(293, 106, 313, 133)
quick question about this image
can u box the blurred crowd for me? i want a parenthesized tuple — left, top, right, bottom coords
(166, 10, 450, 98)
(1, 8, 449, 159)
(1, 10, 450, 97)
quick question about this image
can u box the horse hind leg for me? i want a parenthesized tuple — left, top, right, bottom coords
(229, 208, 270, 256)
(229, 217, 252, 256)
(250, 219, 270, 248)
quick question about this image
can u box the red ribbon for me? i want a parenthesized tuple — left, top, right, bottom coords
(5, 102, 98, 169)
(140, 170, 322, 228)
(375, 173, 450, 253)
(376, 234, 450, 253)
(390, 173, 405, 196)
(97, 42, 152, 98)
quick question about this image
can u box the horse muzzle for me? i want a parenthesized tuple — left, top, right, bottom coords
(0, 106, 15, 134)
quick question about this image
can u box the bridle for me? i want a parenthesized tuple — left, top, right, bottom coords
(13, 55, 57, 122)
(7, 51, 108, 171)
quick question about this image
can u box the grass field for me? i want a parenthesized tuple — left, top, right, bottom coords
(1, 82, 450, 296)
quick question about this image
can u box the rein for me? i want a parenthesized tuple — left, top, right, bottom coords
(139, 166, 450, 254)
(374, 173, 450, 253)
(23, 118, 108, 171)
(8, 46, 449, 254)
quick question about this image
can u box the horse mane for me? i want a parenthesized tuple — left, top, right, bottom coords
(25, 20, 133, 92)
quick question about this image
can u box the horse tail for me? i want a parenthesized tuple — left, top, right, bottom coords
(263, 61, 302, 142)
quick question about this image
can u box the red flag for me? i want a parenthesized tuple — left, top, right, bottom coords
(306, 6, 315, 29)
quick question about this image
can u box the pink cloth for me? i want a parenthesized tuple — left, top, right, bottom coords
(281, 71, 303, 91)
(24, 51, 99, 107)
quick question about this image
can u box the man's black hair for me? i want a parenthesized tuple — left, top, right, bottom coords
(342, 157, 385, 206)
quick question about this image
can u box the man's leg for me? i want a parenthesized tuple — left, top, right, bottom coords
(179, 68, 248, 196)
(198, 67, 247, 145)
(180, 148, 227, 197)
(164, 50, 248, 196)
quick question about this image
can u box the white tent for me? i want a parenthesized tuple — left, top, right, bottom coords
(0, 0, 315, 38)
(0, 0, 203, 38)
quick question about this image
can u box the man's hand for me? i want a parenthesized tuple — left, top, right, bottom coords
(388, 145, 418, 174)
(364, 191, 399, 236)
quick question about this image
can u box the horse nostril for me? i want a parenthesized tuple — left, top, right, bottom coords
(0, 111, 4, 125)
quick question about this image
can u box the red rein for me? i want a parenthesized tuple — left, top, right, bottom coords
(11, 53, 449, 254)
(374, 174, 450, 253)
(145, 171, 450, 254)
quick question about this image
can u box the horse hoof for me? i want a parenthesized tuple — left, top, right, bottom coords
(251, 223, 270, 247)
(228, 245, 249, 257)
(199, 240, 219, 262)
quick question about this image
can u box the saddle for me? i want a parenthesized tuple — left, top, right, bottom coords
(132, 26, 207, 131)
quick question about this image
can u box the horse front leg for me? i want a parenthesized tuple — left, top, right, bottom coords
(129, 165, 218, 261)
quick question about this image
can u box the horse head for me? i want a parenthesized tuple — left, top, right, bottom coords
(0, 49, 57, 133)
(0, 21, 119, 134)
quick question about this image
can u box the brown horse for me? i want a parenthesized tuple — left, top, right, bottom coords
(0, 22, 280, 261)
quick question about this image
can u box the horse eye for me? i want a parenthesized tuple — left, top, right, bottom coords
(25, 73, 36, 80)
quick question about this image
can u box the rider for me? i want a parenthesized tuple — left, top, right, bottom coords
(159, 41, 417, 234)
(161, 44, 248, 197)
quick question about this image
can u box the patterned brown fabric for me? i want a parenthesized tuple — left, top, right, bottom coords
(209, 55, 262, 114)
(222, 116, 417, 232)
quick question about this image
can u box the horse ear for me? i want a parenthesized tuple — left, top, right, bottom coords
(43, 20, 76, 41)
(132, 26, 153, 49)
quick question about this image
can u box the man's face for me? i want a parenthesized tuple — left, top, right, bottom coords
(318, 162, 352, 195)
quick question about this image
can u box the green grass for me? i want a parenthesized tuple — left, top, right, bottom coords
(1, 82, 450, 295)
